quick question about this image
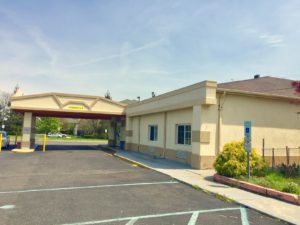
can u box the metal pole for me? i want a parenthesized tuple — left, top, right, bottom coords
(247, 151, 250, 179)
(0, 133, 2, 152)
(272, 148, 275, 169)
(262, 138, 265, 159)
(43, 134, 46, 152)
(15, 133, 18, 145)
(286, 146, 289, 165)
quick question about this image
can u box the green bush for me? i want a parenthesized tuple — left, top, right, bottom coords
(282, 182, 299, 194)
(214, 141, 268, 178)
(277, 163, 300, 178)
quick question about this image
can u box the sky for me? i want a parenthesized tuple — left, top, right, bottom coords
(0, 0, 300, 101)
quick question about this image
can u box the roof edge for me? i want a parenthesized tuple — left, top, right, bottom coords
(217, 88, 300, 101)
(11, 92, 126, 108)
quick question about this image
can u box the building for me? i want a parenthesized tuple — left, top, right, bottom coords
(125, 76, 300, 169)
(11, 76, 300, 169)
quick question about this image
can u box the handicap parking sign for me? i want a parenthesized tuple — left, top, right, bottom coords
(244, 121, 252, 152)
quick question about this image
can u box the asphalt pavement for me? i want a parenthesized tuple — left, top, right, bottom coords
(0, 143, 290, 225)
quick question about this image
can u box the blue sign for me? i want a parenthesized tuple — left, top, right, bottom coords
(244, 121, 252, 152)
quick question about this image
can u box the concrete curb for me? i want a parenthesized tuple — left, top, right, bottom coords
(113, 153, 231, 201)
(214, 174, 300, 206)
(114, 153, 151, 170)
(110, 151, 297, 224)
(11, 148, 35, 153)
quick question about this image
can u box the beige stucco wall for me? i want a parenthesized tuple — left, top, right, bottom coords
(128, 108, 193, 151)
(92, 101, 125, 113)
(12, 96, 60, 110)
(166, 108, 193, 151)
(11, 93, 126, 115)
(59, 96, 95, 105)
(126, 82, 300, 169)
(131, 116, 140, 144)
(126, 81, 217, 117)
(139, 113, 165, 148)
(193, 104, 218, 156)
(219, 93, 300, 154)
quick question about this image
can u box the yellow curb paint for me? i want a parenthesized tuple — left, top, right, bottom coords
(0, 133, 2, 152)
(43, 134, 47, 152)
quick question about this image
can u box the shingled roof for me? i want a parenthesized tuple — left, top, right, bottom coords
(217, 76, 299, 99)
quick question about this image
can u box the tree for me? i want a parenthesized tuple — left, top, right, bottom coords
(5, 112, 23, 135)
(36, 117, 62, 134)
(78, 119, 109, 139)
(292, 81, 300, 94)
(104, 90, 112, 100)
(0, 91, 11, 129)
(292, 81, 300, 113)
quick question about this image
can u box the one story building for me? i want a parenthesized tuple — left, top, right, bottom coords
(125, 76, 300, 169)
(11, 76, 300, 169)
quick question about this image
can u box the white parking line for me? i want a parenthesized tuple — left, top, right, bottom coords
(59, 207, 246, 225)
(187, 211, 200, 225)
(0, 181, 178, 194)
(0, 205, 15, 209)
(240, 207, 250, 225)
(125, 218, 138, 225)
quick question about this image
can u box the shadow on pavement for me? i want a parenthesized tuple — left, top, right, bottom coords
(35, 144, 116, 153)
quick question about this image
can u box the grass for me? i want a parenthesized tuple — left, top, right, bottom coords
(9, 135, 107, 143)
(240, 171, 300, 195)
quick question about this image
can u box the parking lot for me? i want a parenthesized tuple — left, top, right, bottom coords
(0, 144, 289, 225)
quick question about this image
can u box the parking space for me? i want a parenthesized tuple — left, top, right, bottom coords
(0, 146, 288, 225)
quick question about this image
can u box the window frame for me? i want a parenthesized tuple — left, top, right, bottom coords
(176, 124, 191, 145)
(148, 125, 158, 141)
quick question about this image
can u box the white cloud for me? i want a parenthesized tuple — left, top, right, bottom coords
(65, 38, 166, 68)
(259, 34, 284, 47)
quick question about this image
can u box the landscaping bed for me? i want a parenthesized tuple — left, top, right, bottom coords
(213, 141, 300, 205)
(239, 171, 300, 195)
(214, 173, 300, 205)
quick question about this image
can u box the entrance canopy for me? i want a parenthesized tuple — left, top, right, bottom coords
(11, 92, 126, 120)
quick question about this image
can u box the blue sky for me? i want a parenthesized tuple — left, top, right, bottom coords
(0, 0, 299, 100)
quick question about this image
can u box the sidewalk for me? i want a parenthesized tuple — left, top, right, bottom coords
(114, 149, 300, 225)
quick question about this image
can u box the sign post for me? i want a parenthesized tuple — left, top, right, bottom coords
(244, 121, 252, 179)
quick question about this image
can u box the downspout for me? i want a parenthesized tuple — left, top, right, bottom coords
(217, 91, 226, 154)
(138, 116, 141, 151)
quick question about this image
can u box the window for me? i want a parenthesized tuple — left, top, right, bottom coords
(148, 125, 158, 141)
(176, 124, 191, 145)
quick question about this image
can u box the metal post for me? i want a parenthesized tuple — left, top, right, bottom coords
(262, 138, 265, 159)
(247, 151, 250, 179)
(0, 133, 2, 152)
(286, 146, 289, 165)
(15, 133, 18, 145)
(272, 148, 275, 169)
(43, 134, 47, 152)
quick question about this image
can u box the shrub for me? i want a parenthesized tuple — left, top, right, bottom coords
(282, 182, 299, 194)
(214, 141, 268, 178)
(277, 163, 300, 178)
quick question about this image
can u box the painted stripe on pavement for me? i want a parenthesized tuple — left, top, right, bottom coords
(0, 205, 15, 209)
(60, 207, 241, 225)
(187, 211, 199, 225)
(240, 207, 250, 225)
(0, 181, 178, 194)
(125, 218, 138, 225)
